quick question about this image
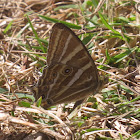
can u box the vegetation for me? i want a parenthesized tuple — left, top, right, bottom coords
(0, 0, 140, 139)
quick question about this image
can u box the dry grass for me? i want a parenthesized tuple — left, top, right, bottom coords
(0, 0, 140, 139)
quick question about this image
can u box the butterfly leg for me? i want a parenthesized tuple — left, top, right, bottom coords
(72, 99, 84, 111)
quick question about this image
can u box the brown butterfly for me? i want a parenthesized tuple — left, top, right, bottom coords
(31, 23, 101, 109)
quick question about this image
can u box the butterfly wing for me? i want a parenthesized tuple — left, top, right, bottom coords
(32, 23, 100, 108)
(47, 23, 96, 69)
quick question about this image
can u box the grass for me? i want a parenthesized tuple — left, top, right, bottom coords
(0, 0, 140, 139)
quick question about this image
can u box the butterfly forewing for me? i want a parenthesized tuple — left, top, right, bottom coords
(48, 24, 96, 68)
(32, 23, 99, 108)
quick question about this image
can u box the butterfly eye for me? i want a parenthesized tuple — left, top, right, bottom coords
(42, 94, 45, 99)
(62, 67, 73, 76)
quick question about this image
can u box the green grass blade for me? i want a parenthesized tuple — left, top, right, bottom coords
(114, 47, 138, 63)
(98, 12, 120, 35)
(3, 21, 13, 34)
(39, 15, 81, 29)
(26, 15, 46, 53)
(54, 4, 78, 11)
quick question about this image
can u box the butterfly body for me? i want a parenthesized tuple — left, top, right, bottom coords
(31, 23, 99, 108)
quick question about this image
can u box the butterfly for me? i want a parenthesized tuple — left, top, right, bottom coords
(31, 23, 101, 109)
